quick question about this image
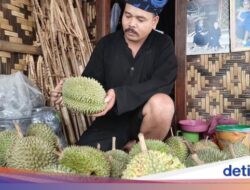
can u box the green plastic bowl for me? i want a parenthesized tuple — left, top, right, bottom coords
(216, 125, 250, 132)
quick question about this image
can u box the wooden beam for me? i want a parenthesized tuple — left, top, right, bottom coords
(175, 0, 187, 122)
(0, 40, 42, 55)
(96, 0, 111, 41)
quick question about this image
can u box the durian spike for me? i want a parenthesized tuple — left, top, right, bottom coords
(170, 127, 174, 137)
(191, 153, 205, 165)
(138, 133, 147, 153)
(112, 137, 116, 151)
(97, 143, 101, 150)
(228, 143, 236, 159)
(13, 122, 24, 138)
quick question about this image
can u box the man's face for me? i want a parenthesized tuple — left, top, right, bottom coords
(122, 3, 159, 43)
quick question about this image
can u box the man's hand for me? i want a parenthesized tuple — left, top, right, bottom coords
(50, 79, 64, 105)
(92, 89, 116, 117)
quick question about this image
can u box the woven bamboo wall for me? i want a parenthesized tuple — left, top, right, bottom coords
(0, 0, 35, 74)
(186, 51, 250, 124)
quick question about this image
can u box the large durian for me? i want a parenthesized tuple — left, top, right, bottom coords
(223, 142, 249, 159)
(27, 123, 59, 149)
(105, 137, 129, 178)
(62, 77, 106, 114)
(59, 146, 110, 177)
(122, 134, 185, 179)
(129, 139, 171, 160)
(192, 139, 219, 151)
(185, 148, 228, 167)
(6, 124, 58, 171)
(165, 136, 188, 162)
(0, 131, 19, 166)
(6, 136, 58, 170)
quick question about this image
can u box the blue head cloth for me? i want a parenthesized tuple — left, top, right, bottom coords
(125, 0, 168, 15)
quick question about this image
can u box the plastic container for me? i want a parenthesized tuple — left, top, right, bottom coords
(215, 125, 250, 149)
(179, 120, 208, 133)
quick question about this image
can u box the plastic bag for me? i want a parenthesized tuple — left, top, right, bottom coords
(0, 107, 67, 148)
(31, 107, 67, 148)
(0, 72, 45, 119)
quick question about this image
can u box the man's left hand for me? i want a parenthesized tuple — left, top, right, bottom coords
(91, 89, 116, 117)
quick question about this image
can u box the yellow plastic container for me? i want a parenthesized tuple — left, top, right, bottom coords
(215, 125, 250, 149)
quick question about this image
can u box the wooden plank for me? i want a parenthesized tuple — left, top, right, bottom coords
(0, 40, 42, 55)
(175, 0, 187, 122)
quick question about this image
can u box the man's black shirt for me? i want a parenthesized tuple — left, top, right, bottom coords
(82, 30, 177, 115)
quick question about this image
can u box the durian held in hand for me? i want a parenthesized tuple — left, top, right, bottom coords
(62, 77, 107, 115)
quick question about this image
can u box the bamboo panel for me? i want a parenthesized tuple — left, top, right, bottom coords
(0, 0, 36, 74)
(0, 0, 35, 44)
(187, 52, 250, 124)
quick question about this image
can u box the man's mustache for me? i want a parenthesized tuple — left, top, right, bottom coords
(125, 28, 138, 36)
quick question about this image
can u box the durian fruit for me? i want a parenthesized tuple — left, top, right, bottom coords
(105, 137, 129, 178)
(27, 123, 59, 149)
(129, 139, 171, 160)
(165, 136, 188, 162)
(59, 146, 110, 177)
(41, 164, 76, 174)
(185, 148, 228, 167)
(6, 136, 58, 170)
(0, 131, 19, 166)
(192, 139, 219, 152)
(122, 134, 185, 179)
(62, 77, 106, 114)
(6, 123, 58, 171)
(223, 142, 249, 159)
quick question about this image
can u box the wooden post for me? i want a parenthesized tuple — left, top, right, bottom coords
(96, 0, 111, 41)
(175, 0, 187, 122)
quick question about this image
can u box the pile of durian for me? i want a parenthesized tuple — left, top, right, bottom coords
(164, 135, 250, 168)
(1, 123, 249, 179)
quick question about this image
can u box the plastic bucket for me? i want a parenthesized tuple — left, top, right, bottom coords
(177, 130, 199, 143)
(215, 125, 250, 149)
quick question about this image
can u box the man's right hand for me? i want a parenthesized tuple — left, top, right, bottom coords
(50, 79, 64, 105)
